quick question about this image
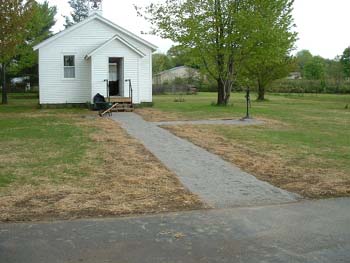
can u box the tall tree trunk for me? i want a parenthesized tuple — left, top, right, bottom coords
(214, 0, 227, 106)
(217, 79, 232, 105)
(257, 79, 265, 101)
(224, 80, 231, 105)
(1, 63, 7, 105)
(217, 79, 225, 105)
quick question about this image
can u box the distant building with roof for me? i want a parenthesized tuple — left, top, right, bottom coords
(286, 72, 302, 80)
(153, 66, 200, 85)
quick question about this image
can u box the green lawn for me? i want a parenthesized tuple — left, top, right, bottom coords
(0, 93, 203, 222)
(1, 92, 349, 198)
(152, 92, 350, 121)
(0, 94, 94, 187)
(152, 93, 350, 169)
(145, 92, 350, 197)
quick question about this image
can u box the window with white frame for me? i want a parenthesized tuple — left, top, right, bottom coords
(63, 55, 75, 78)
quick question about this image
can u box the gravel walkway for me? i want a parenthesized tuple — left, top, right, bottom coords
(111, 113, 300, 208)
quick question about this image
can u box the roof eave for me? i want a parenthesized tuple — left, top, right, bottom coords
(33, 15, 96, 51)
(95, 14, 158, 51)
(85, 34, 146, 59)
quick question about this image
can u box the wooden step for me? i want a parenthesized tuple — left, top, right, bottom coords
(107, 97, 132, 103)
(111, 108, 134, 112)
(110, 103, 134, 112)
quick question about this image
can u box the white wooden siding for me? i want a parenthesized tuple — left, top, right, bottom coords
(91, 39, 140, 103)
(120, 35, 153, 102)
(38, 18, 152, 104)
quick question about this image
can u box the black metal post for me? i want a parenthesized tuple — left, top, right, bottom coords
(104, 79, 109, 102)
(243, 87, 251, 120)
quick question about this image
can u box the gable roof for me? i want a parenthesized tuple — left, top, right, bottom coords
(85, 34, 146, 59)
(33, 13, 158, 51)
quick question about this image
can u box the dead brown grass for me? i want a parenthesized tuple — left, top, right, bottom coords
(0, 115, 204, 222)
(135, 108, 187, 122)
(164, 125, 350, 198)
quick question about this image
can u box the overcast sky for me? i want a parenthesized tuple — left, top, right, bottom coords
(41, 0, 350, 59)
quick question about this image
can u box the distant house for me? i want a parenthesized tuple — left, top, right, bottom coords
(286, 72, 302, 80)
(11, 76, 30, 85)
(153, 66, 200, 86)
(10, 76, 31, 92)
(33, 1, 157, 105)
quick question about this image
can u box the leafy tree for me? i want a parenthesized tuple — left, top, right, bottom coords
(0, 0, 35, 104)
(296, 50, 313, 77)
(138, 0, 296, 105)
(152, 53, 174, 74)
(167, 45, 198, 68)
(139, 0, 246, 105)
(325, 56, 344, 87)
(64, 0, 89, 28)
(304, 56, 325, 80)
(240, 0, 297, 100)
(8, 1, 57, 85)
(242, 57, 295, 100)
(341, 47, 350, 79)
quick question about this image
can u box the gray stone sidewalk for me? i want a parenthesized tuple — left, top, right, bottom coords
(111, 113, 300, 208)
(1, 198, 349, 263)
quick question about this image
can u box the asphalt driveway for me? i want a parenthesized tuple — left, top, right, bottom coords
(1, 198, 349, 263)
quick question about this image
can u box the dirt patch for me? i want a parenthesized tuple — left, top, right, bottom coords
(136, 108, 258, 123)
(135, 108, 188, 122)
(164, 125, 350, 198)
(0, 116, 204, 223)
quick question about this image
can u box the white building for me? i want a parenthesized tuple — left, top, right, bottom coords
(34, 0, 157, 105)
